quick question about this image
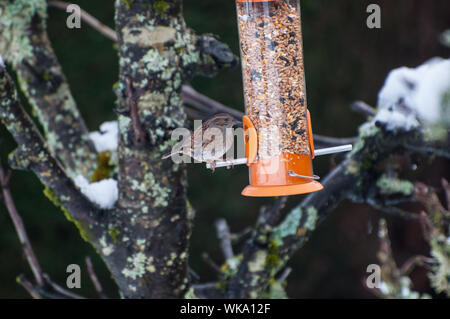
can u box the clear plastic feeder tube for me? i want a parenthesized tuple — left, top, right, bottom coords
(236, 0, 309, 160)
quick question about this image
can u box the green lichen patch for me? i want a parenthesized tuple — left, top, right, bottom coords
(261, 280, 288, 299)
(184, 287, 197, 299)
(0, 0, 47, 66)
(248, 250, 268, 273)
(121, 0, 134, 10)
(428, 237, 450, 296)
(154, 1, 170, 15)
(304, 206, 318, 230)
(122, 252, 147, 280)
(221, 255, 242, 279)
(108, 227, 120, 244)
(346, 159, 360, 175)
(376, 175, 414, 196)
(265, 238, 281, 269)
(272, 206, 302, 246)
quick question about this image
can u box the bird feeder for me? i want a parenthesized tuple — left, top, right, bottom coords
(207, 0, 352, 197)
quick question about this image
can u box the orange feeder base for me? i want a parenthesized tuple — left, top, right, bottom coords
(242, 153, 323, 197)
(242, 112, 323, 197)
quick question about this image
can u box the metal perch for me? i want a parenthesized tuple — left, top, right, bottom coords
(206, 144, 353, 169)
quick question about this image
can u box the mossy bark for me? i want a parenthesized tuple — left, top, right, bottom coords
(98, 0, 235, 298)
(0, 67, 106, 250)
(1, 0, 236, 299)
(0, 0, 97, 178)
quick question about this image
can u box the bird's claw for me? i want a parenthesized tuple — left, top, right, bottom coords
(207, 161, 216, 172)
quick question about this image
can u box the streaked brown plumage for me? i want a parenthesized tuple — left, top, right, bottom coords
(162, 113, 238, 168)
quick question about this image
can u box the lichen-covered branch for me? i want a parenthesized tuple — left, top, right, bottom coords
(0, 0, 97, 177)
(415, 182, 450, 296)
(0, 66, 105, 238)
(368, 219, 432, 299)
(226, 118, 450, 298)
(366, 180, 450, 299)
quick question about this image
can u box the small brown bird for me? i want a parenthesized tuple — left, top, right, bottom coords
(162, 113, 239, 169)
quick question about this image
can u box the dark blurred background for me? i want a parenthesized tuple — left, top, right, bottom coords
(0, 0, 449, 298)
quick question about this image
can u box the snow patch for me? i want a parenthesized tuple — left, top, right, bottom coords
(74, 175, 118, 209)
(375, 58, 450, 130)
(89, 121, 118, 152)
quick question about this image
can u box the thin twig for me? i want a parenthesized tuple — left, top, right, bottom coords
(276, 267, 292, 283)
(0, 160, 89, 299)
(419, 211, 433, 240)
(0, 161, 45, 286)
(400, 255, 435, 275)
(48, 1, 118, 41)
(189, 268, 201, 283)
(85, 256, 106, 299)
(201, 252, 222, 274)
(17, 275, 42, 299)
(184, 106, 207, 120)
(35, 287, 71, 299)
(182, 85, 244, 120)
(192, 282, 218, 290)
(193, 282, 224, 299)
(43, 274, 86, 299)
(125, 77, 146, 146)
(350, 100, 376, 117)
(405, 143, 450, 159)
(441, 178, 450, 211)
(367, 198, 419, 220)
(215, 219, 234, 260)
(231, 227, 252, 244)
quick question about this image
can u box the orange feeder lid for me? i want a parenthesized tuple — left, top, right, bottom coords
(241, 111, 323, 197)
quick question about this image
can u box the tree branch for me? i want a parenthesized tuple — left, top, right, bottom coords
(107, 0, 238, 298)
(0, 1, 97, 177)
(226, 117, 449, 298)
(0, 158, 92, 299)
(16, 275, 42, 299)
(85, 256, 107, 299)
(48, 1, 118, 41)
(0, 67, 103, 227)
(350, 100, 376, 118)
(0, 161, 45, 286)
(215, 219, 234, 260)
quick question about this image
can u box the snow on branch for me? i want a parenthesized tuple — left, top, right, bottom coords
(89, 121, 119, 152)
(375, 58, 450, 131)
(74, 175, 118, 209)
